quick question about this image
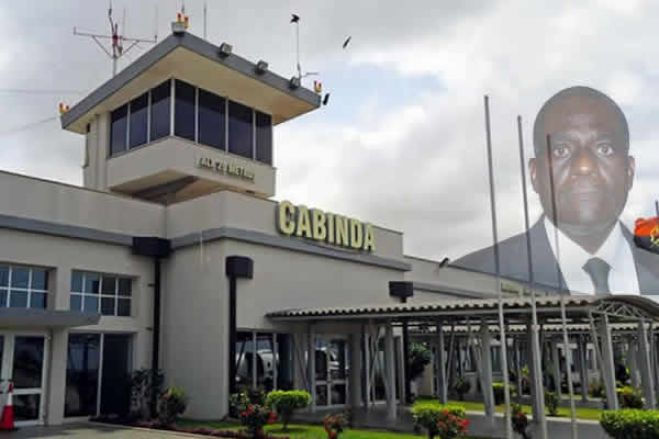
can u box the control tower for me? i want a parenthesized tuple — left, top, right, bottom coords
(61, 26, 320, 204)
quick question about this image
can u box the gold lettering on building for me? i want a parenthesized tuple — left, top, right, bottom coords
(196, 157, 255, 181)
(276, 201, 376, 252)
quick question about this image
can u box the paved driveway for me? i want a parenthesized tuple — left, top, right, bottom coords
(5, 422, 200, 438)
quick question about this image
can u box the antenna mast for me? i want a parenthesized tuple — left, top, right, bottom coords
(74, 2, 158, 77)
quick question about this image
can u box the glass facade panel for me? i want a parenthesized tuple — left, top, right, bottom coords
(30, 292, 46, 309)
(31, 269, 47, 290)
(84, 295, 99, 313)
(228, 101, 253, 158)
(110, 105, 128, 156)
(117, 299, 130, 317)
(11, 267, 29, 288)
(118, 278, 132, 296)
(0, 289, 6, 307)
(101, 276, 116, 295)
(0, 266, 8, 287)
(13, 336, 44, 389)
(101, 297, 115, 316)
(198, 89, 225, 149)
(174, 80, 196, 141)
(100, 334, 132, 416)
(255, 111, 272, 165)
(9, 291, 27, 308)
(65, 334, 101, 417)
(85, 273, 100, 295)
(71, 271, 83, 293)
(128, 93, 148, 148)
(70, 294, 82, 311)
(14, 395, 40, 421)
(150, 80, 171, 141)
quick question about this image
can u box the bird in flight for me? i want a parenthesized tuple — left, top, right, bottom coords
(342, 36, 352, 49)
(290, 14, 300, 23)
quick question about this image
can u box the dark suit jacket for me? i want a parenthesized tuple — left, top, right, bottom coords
(453, 218, 659, 294)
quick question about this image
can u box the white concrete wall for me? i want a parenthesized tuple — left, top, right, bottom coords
(0, 229, 153, 424)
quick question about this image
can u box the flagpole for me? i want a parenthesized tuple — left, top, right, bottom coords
(484, 95, 512, 439)
(545, 134, 578, 439)
(517, 116, 547, 439)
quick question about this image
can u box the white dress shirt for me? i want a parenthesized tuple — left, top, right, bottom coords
(543, 217, 640, 295)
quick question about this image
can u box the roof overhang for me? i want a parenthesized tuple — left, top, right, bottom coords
(61, 32, 320, 134)
(0, 309, 100, 329)
(267, 295, 659, 325)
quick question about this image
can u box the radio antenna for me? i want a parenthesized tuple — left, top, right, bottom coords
(74, 2, 157, 77)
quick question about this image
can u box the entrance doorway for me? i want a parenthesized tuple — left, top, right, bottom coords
(314, 337, 348, 407)
(0, 333, 48, 426)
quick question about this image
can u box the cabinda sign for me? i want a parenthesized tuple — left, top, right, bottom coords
(277, 201, 376, 252)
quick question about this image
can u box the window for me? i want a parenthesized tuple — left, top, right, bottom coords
(65, 333, 132, 418)
(65, 333, 100, 417)
(150, 80, 171, 141)
(128, 92, 148, 148)
(110, 105, 128, 155)
(198, 89, 226, 149)
(0, 265, 48, 309)
(70, 271, 132, 317)
(228, 100, 253, 159)
(174, 80, 196, 141)
(255, 111, 272, 165)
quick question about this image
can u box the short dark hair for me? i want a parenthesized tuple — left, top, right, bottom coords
(532, 86, 629, 156)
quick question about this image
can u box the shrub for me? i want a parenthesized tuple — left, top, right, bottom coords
(600, 409, 659, 439)
(436, 408, 469, 439)
(129, 369, 164, 421)
(230, 392, 250, 418)
(511, 403, 530, 439)
(590, 379, 605, 398)
(239, 403, 277, 438)
(323, 413, 347, 439)
(544, 390, 559, 416)
(412, 403, 467, 439)
(617, 386, 644, 409)
(409, 342, 432, 382)
(265, 390, 311, 431)
(453, 376, 471, 401)
(157, 386, 187, 426)
(492, 382, 505, 405)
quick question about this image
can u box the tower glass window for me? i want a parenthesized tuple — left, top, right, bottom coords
(128, 92, 148, 149)
(174, 80, 196, 141)
(229, 100, 253, 159)
(110, 105, 128, 155)
(255, 111, 272, 165)
(198, 89, 225, 149)
(150, 80, 171, 141)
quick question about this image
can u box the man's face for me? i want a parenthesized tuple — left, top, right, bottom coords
(530, 95, 635, 234)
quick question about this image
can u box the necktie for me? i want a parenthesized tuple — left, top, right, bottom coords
(582, 257, 611, 295)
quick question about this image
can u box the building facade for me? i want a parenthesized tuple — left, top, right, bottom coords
(0, 27, 512, 426)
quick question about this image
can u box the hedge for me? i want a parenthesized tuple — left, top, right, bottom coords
(600, 409, 659, 439)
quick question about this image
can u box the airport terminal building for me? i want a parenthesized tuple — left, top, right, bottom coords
(0, 28, 514, 426)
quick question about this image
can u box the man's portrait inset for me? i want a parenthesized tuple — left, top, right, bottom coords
(455, 86, 659, 295)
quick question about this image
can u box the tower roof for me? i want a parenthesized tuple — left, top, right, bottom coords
(61, 31, 320, 133)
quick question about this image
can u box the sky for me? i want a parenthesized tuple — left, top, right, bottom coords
(0, 0, 658, 262)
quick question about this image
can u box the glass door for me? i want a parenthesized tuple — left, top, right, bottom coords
(315, 337, 349, 407)
(0, 333, 48, 426)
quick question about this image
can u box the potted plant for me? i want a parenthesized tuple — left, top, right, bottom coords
(323, 413, 346, 439)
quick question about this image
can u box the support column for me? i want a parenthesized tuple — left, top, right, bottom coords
(350, 332, 363, 410)
(637, 321, 656, 409)
(308, 325, 316, 412)
(437, 322, 448, 404)
(479, 322, 495, 417)
(598, 315, 619, 410)
(514, 339, 523, 399)
(363, 327, 371, 409)
(577, 335, 589, 402)
(551, 339, 562, 398)
(527, 319, 546, 433)
(46, 328, 68, 426)
(384, 322, 397, 421)
(628, 339, 640, 388)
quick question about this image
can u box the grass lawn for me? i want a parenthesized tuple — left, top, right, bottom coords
(414, 398, 603, 421)
(178, 419, 481, 438)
